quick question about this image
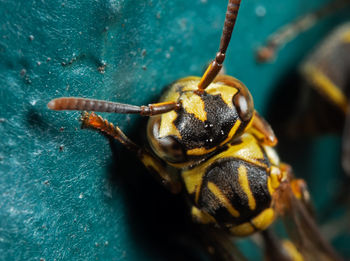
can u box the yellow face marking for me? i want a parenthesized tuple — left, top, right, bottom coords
(157, 85, 182, 139)
(191, 206, 216, 224)
(176, 76, 201, 84)
(187, 146, 216, 156)
(251, 208, 275, 231)
(158, 110, 182, 139)
(206, 85, 238, 108)
(181, 92, 207, 121)
(237, 165, 256, 211)
(179, 77, 200, 92)
(302, 64, 348, 113)
(219, 119, 242, 146)
(229, 222, 254, 237)
(177, 77, 238, 108)
(282, 240, 304, 261)
(207, 181, 240, 218)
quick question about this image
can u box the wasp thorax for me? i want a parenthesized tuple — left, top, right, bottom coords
(147, 76, 254, 165)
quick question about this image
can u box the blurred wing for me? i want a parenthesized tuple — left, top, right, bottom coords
(261, 229, 301, 261)
(342, 110, 350, 177)
(277, 182, 343, 261)
(196, 225, 249, 261)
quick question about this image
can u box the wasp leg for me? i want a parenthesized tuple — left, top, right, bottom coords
(81, 112, 182, 194)
(256, 0, 349, 62)
(249, 111, 277, 146)
(274, 168, 343, 261)
(191, 206, 216, 225)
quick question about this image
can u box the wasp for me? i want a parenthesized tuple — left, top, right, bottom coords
(48, 1, 342, 260)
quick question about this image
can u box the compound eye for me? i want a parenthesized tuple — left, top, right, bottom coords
(155, 135, 186, 163)
(147, 115, 186, 163)
(213, 75, 254, 125)
(233, 91, 254, 123)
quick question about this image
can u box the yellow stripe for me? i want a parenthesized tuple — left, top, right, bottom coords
(187, 146, 216, 156)
(220, 119, 241, 146)
(303, 64, 347, 113)
(267, 177, 274, 196)
(229, 222, 255, 236)
(207, 182, 240, 218)
(251, 208, 275, 231)
(206, 85, 238, 108)
(237, 165, 256, 210)
(158, 110, 182, 138)
(182, 92, 207, 121)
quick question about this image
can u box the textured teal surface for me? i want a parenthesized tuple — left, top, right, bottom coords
(1, 0, 349, 260)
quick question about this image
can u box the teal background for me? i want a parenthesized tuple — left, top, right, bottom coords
(0, 0, 349, 260)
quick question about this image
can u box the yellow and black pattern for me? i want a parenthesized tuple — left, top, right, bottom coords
(147, 76, 254, 164)
(301, 22, 350, 113)
(198, 157, 271, 224)
(182, 133, 280, 236)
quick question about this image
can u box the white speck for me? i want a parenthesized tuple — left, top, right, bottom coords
(200, 0, 207, 3)
(30, 99, 38, 106)
(237, 96, 248, 115)
(255, 5, 266, 17)
(33, 149, 43, 156)
(165, 52, 171, 59)
(79, 193, 83, 199)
